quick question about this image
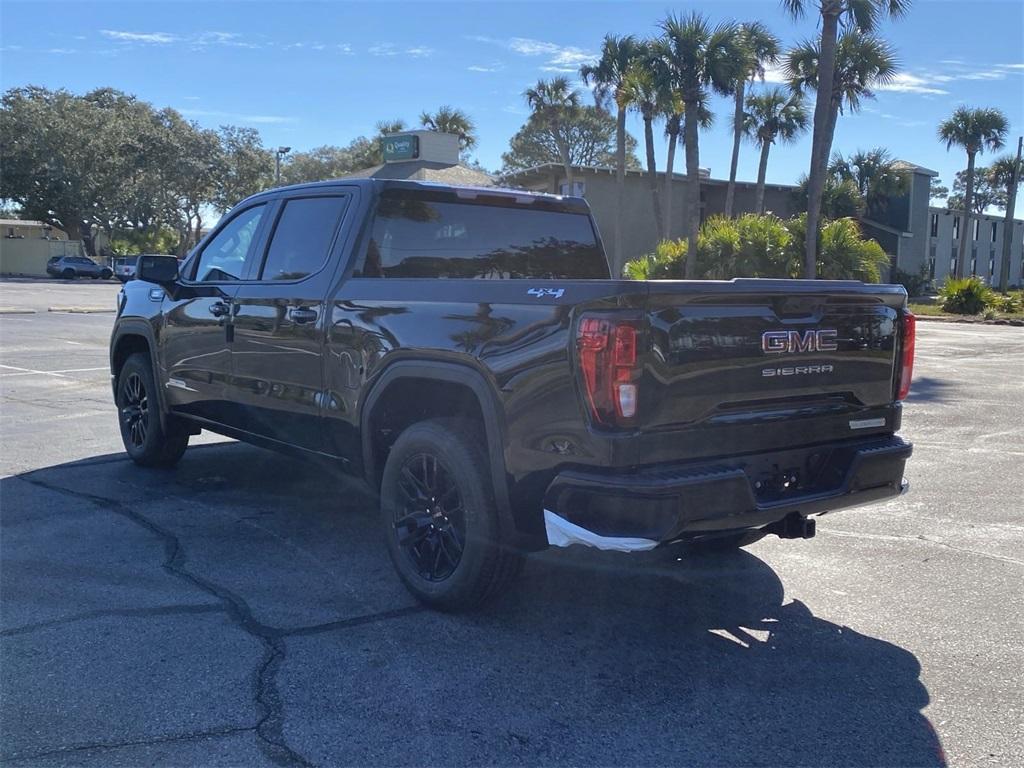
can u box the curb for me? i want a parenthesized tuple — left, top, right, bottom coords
(47, 306, 116, 314)
(915, 314, 1024, 327)
(0, 308, 37, 315)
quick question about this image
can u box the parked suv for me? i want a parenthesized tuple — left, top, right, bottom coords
(47, 255, 113, 280)
(112, 255, 140, 283)
(110, 179, 915, 610)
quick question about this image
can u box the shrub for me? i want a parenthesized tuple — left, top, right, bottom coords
(622, 238, 686, 279)
(817, 218, 890, 283)
(990, 291, 1022, 314)
(624, 213, 887, 283)
(939, 277, 995, 315)
(892, 267, 931, 297)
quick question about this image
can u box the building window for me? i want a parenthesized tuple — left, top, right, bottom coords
(973, 218, 980, 240)
(930, 213, 939, 237)
(970, 255, 977, 275)
(991, 221, 998, 243)
(928, 243, 937, 280)
(950, 249, 957, 275)
(989, 256, 996, 278)
(558, 181, 585, 197)
(952, 216, 960, 239)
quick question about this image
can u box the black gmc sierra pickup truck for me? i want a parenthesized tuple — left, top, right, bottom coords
(111, 179, 915, 610)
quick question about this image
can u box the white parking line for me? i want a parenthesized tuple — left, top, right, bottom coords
(0, 364, 108, 378)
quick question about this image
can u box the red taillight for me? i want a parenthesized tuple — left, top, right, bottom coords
(576, 316, 640, 425)
(896, 311, 916, 401)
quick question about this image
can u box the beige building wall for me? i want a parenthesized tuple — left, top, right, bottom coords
(503, 165, 797, 275)
(0, 239, 84, 277)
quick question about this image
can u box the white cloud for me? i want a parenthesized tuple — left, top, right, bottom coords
(369, 43, 433, 58)
(996, 63, 1024, 70)
(337, 43, 354, 54)
(179, 108, 296, 125)
(468, 63, 503, 73)
(467, 34, 596, 73)
(876, 73, 949, 95)
(762, 63, 788, 84)
(101, 30, 178, 44)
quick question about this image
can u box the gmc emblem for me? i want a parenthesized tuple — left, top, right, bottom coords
(762, 329, 839, 354)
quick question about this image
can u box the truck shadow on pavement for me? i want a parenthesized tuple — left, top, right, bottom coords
(1, 442, 946, 767)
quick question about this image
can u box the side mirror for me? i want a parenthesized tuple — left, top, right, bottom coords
(136, 254, 179, 284)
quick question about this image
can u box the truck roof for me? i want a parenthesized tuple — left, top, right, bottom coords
(236, 178, 591, 214)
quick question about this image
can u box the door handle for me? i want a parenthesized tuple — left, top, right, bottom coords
(290, 307, 318, 324)
(209, 301, 230, 318)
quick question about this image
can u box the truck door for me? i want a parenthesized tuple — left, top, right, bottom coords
(162, 203, 269, 425)
(229, 193, 352, 452)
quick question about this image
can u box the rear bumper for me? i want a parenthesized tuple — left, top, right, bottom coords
(542, 435, 912, 546)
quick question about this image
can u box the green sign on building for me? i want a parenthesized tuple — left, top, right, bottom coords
(382, 134, 419, 162)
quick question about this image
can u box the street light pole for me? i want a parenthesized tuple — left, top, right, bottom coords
(275, 146, 291, 186)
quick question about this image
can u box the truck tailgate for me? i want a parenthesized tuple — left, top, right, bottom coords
(637, 279, 906, 438)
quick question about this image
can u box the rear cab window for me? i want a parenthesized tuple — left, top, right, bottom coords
(355, 187, 609, 279)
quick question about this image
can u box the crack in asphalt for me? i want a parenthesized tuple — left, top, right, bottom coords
(3, 725, 257, 764)
(0, 604, 223, 637)
(13, 474, 424, 767)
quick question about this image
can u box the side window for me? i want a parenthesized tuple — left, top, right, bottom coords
(259, 196, 348, 281)
(193, 204, 266, 282)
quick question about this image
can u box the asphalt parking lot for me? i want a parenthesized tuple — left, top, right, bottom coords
(1, 278, 1022, 767)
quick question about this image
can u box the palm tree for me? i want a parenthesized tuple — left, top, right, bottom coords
(780, 0, 911, 279)
(660, 13, 744, 277)
(664, 101, 713, 239)
(524, 78, 582, 193)
(828, 147, 908, 219)
(785, 30, 897, 271)
(989, 145, 1023, 291)
(742, 88, 809, 214)
(725, 22, 781, 218)
(938, 106, 1009, 277)
(620, 43, 672, 240)
(419, 106, 477, 152)
(581, 34, 643, 271)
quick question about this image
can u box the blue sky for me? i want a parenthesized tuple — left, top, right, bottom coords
(2, 0, 1023, 214)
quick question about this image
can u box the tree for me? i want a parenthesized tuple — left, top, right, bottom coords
(780, 0, 910, 279)
(523, 78, 582, 191)
(0, 85, 220, 258)
(726, 22, 781, 218)
(937, 106, 1008, 277)
(620, 42, 673, 240)
(929, 180, 949, 202)
(660, 12, 744, 277)
(990, 143, 1023, 291)
(419, 106, 477, 153)
(500, 107, 640, 173)
(212, 126, 273, 212)
(581, 34, 644, 271)
(792, 175, 865, 220)
(742, 88, 809, 214)
(281, 142, 376, 185)
(948, 167, 1006, 214)
(829, 148, 909, 220)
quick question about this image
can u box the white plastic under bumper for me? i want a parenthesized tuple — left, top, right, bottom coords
(543, 509, 659, 553)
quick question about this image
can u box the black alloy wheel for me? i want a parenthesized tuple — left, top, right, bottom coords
(393, 452, 467, 582)
(120, 371, 149, 450)
(380, 419, 523, 610)
(116, 352, 190, 467)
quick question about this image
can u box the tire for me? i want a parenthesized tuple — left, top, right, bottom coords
(100, 269, 113, 280)
(61, 268, 75, 280)
(116, 353, 190, 467)
(380, 419, 523, 611)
